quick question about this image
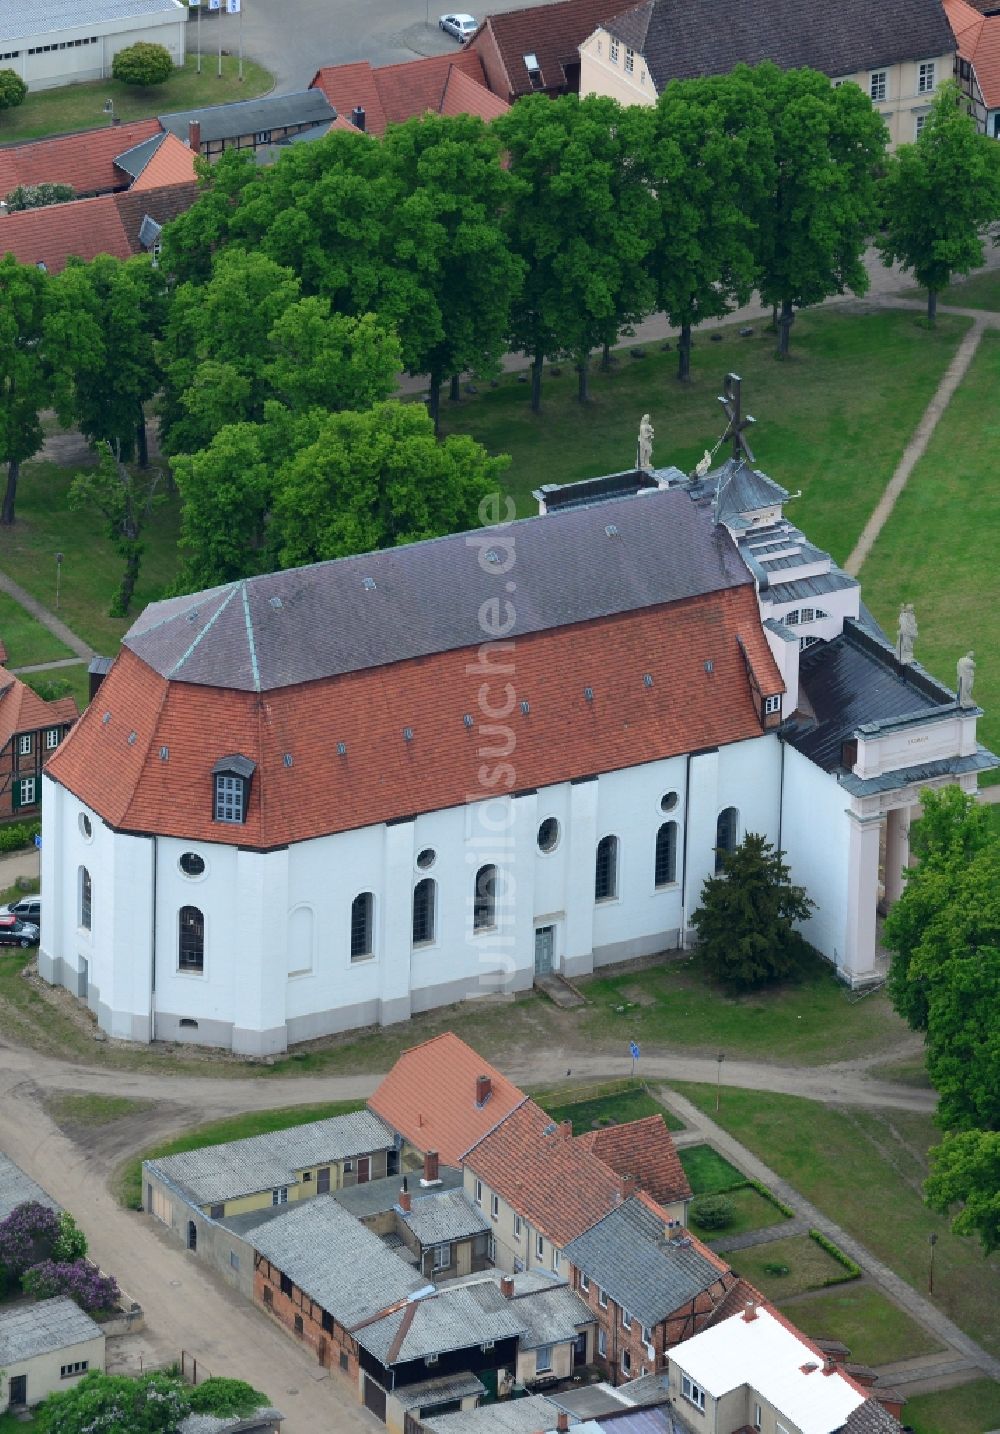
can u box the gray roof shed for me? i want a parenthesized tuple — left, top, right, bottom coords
(0, 1296, 103, 1364)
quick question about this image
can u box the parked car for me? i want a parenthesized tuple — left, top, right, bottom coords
(1, 896, 40, 924)
(439, 13, 477, 41)
(0, 916, 39, 948)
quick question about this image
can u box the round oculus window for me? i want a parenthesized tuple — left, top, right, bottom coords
(660, 791, 679, 813)
(416, 848, 436, 870)
(79, 813, 92, 840)
(537, 817, 560, 853)
(179, 852, 206, 878)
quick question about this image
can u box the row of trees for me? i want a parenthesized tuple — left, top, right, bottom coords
(883, 788, 1000, 1255)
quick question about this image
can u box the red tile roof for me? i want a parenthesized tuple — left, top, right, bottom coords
(0, 120, 163, 199)
(945, 0, 1000, 107)
(465, 1099, 626, 1246)
(575, 1115, 692, 1207)
(130, 133, 197, 191)
(310, 49, 502, 136)
(0, 668, 78, 753)
(46, 583, 778, 848)
(368, 1033, 527, 1166)
(468, 0, 626, 99)
(0, 196, 132, 270)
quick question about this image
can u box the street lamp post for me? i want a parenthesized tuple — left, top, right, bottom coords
(55, 552, 63, 612)
(716, 1051, 725, 1112)
(928, 1232, 938, 1295)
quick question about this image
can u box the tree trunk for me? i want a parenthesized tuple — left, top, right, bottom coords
(136, 414, 149, 469)
(1, 459, 19, 526)
(601, 342, 612, 372)
(677, 323, 692, 383)
(112, 542, 142, 619)
(449, 373, 461, 402)
(577, 353, 590, 404)
(927, 289, 938, 325)
(531, 350, 543, 413)
(776, 299, 794, 359)
(428, 374, 441, 435)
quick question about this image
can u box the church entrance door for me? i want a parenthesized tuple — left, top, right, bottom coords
(534, 925, 554, 976)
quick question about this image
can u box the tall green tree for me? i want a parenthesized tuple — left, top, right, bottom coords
(380, 114, 523, 430)
(35, 1371, 191, 1434)
(497, 94, 657, 409)
(648, 72, 771, 381)
(878, 82, 1000, 323)
(748, 64, 887, 357)
(926, 1129, 1000, 1256)
(69, 443, 165, 616)
(691, 832, 813, 989)
(0, 69, 27, 112)
(158, 148, 260, 285)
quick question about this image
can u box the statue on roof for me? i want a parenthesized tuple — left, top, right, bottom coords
(637, 413, 654, 472)
(694, 450, 713, 479)
(957, 650, 976, 707)
(896, 603, 917, 666)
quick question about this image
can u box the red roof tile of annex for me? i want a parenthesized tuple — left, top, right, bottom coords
(310, 49, 498, 135)
(0, 119, 163, 198)
(468, 0, 627, 100)
(46, 583, 779, 850)
(368, 1033, 527, 1166)
(575, 1114, 692, 1207)
(0, 669, 78, 752)
(0, 195, 132, 270)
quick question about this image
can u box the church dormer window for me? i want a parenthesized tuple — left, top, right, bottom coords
(764, 695, 781, 715)
(212, 755, 255, 824)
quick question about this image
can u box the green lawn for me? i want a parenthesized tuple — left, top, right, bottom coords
(535, 1079, 683, 1132)
(729, 1233, 854, 1300)
(2, 459, 182, 655)
(671, 1084, 1000, 1358)
(576, 949, 907, 1066)
(0, 589, 73, 667)
(679, 1143, 745, 1194)
(440, 308, 970, 564)
(690, 1184, 787, 1240)
(904, 1379, 1000, 1434)
(779, 1285, 942, 1367)
(932, 267, 1000, 312)
(115, 1099, 366, 1209)
(0, 53, 272, 143)
(860, 329, 1000, 773)
(44, 1092, 150, 1127)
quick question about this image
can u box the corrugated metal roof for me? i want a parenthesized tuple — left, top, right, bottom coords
(0, 0, 182, 42)
(0, 1151, 60, 1221)
(426, 1395, 565, 1434)
(147, 1110, 395, 1205)
(394, 1373, 486, 1410)
(563, 1197, 725, 1329)
(507, 1282, 593, 1349)
(123, 487, 751, 692)
(0, 1296, 102, 1363)
(158, 91, 334, 144)
(334, 1167, 465, 1219)
(357, 1280, 526, 1364)
(401, 1189, 490, 1246)
(766, 571, 858, 604)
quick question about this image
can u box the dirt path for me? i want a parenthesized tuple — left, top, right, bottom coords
(0, 568, 93, 660)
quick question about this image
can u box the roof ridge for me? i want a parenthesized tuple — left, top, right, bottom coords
(118, 669, 174, 833)
(459, 1093, 532, 1162)
(168, 584, 242, 678)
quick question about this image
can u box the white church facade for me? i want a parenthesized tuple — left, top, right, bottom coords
(39, 391, 996, 1055)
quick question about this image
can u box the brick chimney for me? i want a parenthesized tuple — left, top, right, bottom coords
(476, 1073, 492, 1107)
(420, 1150, 441, 1187)
(556, 1414, 569, 1432)
(559, 1120, 572, 1139)
(621, 1173, 639, 1199)
(499, 1275, 514, 1299)
(188, 119, 201, 155)
(399, 1186, 412, 1213)
(742, 1300, 758, 1323)
(822, 1359, 839, 1377)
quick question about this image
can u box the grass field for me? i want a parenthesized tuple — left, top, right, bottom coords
(678, 1144, 745, 1194)
(860, 329, 1000, 771)
(903, 1379, 1000, 1434)
(779, 1285, 941, 1367)
(440, 308, 970, 564)
(729, 1233, 854, 1300)
(671, 1084, 1000, 1357)
(929, 268, 1000, 312)
(44, 1092, 149, 1127)
(535, 1079, 683, 1132)
(690, 1184, 787, 1240)
(0, 53, 272, 142)
(0, 588, 73, 667)
(115, 1099, 366, 1208)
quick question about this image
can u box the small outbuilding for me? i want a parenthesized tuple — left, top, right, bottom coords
(0, 1297, 106, 1410)
(0, 0, 187, 92)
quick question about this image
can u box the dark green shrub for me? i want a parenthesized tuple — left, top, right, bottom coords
(691, 1194, 736, 1230)
(111, 42, 173, 86)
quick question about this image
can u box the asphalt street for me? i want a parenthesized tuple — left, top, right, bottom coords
(200, 0, 551, 97)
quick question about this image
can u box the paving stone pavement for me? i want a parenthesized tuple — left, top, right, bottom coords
(0, 570, 93, 660)
(660, 1088, 1000, 1383)
(709, 1217, 810, 1254)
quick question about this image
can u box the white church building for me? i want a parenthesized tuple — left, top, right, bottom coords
(40, 391, 996, 1054)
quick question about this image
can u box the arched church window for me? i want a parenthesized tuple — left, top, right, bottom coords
(413, 878, 436, 945)
(473, 865, 497, 932)
(654, 822, 678, 887)
(178, 905, 205, 971)
(79, 866, 92, 930)
(350, 893, 374, 960)
(715, 808, 739, 873)
(595, 835, 619, 901)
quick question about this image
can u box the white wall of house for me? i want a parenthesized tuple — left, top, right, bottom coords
(41, 731, 781, 1055)
(0, 5, 186, 91)
(779, 745, 851, 975)
(1, 1333, 105, 1410)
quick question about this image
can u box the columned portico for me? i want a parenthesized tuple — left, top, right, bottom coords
(844, 813, 882, 983)
(882, 803, 913, 909)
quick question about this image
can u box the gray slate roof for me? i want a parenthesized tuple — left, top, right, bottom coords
(507, 1281, 593, 1349)
(766, 571, 859, 605)
(250, 1196, 426, 1327)
(563, 1196, 726, 1329)
(785, 620, 957, 771)
(0, 1152, 60, 1222)
(334, 1167, 464, 1219)
(123, 487, 750, 692)
(401, 1189, 490, 1246)
(425, 1394, 566, 1434)
(0, 0, 182, 42)
(113, 133, 166, 180)
(356, 1280, 526, 1365)
(179, 1411, 283, 1434)
(701, 458, 789, 524)
(146, 1110, 395, 1205)
(393, 1373, 486, 1411)
(840, 1399, 906, 1434)
(158, 91, 334, 144)
(602, 0, 955, 92)
(0, 1296, 102, 1363)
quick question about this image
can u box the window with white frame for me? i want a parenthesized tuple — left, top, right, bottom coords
(799, 606, 816, 624)
(621, 1349, 632, 1375)
(598, 1286, 608, 1309)
(654, 821, 677, 887)
(514, 1214, 522, 1238)
(753, 1405, 763, 1430)
(18, 734, 32, 756)
(552, 1247, 560, 1271)
(434, 1243, 452, 1270)
(598, 1328, 608, 1357)
(869, 70, 886, 101)
(610, 36, 619, 63)
(178, 905, 205, 971)
(624, 46, 634, 73)
(17, 777, 36, 808)
(681, 1376, 706, 1411)
(79, 866, 92, 931)
(641, 1325, 652, 1344)
(272, 1186, 288, 1205)
(580, 1272, 590, 1292)
(491, 1193, 500, 1220)
(412, 877, 436, 945)
(916, 113, 928, 136)
(475, 1179, 483, 1205)
(350, 891, 374, 960)
(213, 772, 246, 823)
(536, 1345, 554, 1372)
(46, 728, 60, 750)
(622, 1309, 632, 1330)
(536, 1233, 544, 1259)
(60, 1361, 89, 1379)
(595, 834, 619, 900)
(918, 61, 935, 93)
(764, 694, 781, 715)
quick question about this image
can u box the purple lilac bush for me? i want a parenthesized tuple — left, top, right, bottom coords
(22, 1259, 120, 1312)
(0, 1201, 60, 1276)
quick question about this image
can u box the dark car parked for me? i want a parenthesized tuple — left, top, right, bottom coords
(0, 916, 39, 948)
(1, 896, 41, 924)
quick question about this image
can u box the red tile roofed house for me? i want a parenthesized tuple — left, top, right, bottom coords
(0, 180, 199, 274)
(368, 1032, 527, 1168)
(462, 1099, 628, 1270)
(128, 133, 197, 191)
(0, 670, 78, 821)
(468, 0, 627, 102)
(0, 120, 164, 200)
(310, 49, 506, 136)
(575, 1114, 692, 1220)
(945, 0, 1000, 135)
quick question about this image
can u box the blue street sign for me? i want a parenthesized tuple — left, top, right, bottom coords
(33, 834, 41, 849)
(629, 1040, 640, 1061)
